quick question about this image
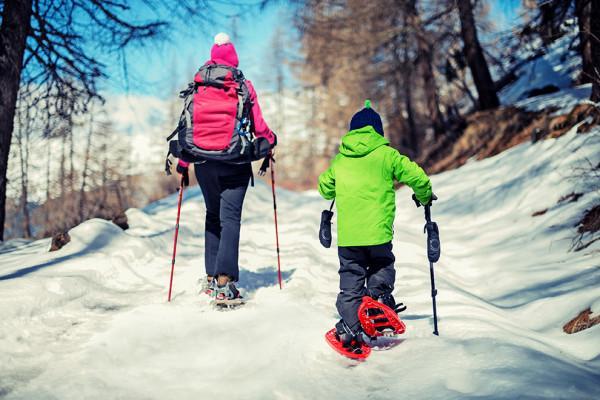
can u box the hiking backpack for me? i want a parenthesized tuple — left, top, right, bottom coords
(165, 63, 271, 172)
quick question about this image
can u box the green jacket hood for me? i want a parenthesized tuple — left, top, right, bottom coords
(339, 125, 389, 157)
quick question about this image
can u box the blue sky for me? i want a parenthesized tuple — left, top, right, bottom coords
(489, 0, 523, 31)
(103, 0, 521, 99)
(101, 1, 294, 98)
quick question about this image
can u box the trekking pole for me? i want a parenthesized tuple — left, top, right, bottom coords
(424, 204, 440, 336)
(413, 194, 441, 335)
(269, 153, 283, 290)
(167, 177, 185, 302)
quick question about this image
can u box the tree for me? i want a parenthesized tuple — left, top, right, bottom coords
(15, 90, 34, 238)
(270, 24, 286, 135)
(591, 0, 600, 102)
(0, 0, 237, 240)
(575, 0, 592, 84)
(456, 0, 499, 110)
(405, 0, 444, 137)
(79, 112, 94, 222)
(0, 0, 33, 241)
(538, 0, 568, 44)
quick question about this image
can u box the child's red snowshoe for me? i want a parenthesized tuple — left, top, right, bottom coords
(358, 296, 406, 338)
(324, 328, 371, 360)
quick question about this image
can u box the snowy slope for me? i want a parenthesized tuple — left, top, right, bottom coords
(1, 128, 599, 399)
(499, 25, 582, 107)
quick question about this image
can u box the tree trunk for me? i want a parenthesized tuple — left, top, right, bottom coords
(406, 0, 444, 137)
(591, 0, 600, 102)
(69, 121, 75, 193)
(388, 39, 409, 154)
(79, 114, 94, 222)
(400, 31, 418, 155)
(539, 2, 558, 45)
(402, 66, 418, 154)
(0, 0, 33, 241)
(45, 135, 51, 226)
(60, 132, 66, 199)
(456, 0, 500, 110)
(575, 0, 593, 84)
(16, 100, 32, 238)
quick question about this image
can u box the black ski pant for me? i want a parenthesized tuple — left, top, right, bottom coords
(336, 242, 396, 333)
(194, 161, 251, 281)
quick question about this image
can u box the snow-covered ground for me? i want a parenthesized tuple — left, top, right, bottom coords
(1, 128, 599, 399)
(499, 27, 582, 107)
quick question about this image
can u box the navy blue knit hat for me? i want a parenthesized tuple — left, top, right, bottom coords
(349, 100, 384, 136)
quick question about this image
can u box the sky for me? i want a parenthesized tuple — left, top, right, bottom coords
(101, 0, 521, 99)
(101, 1, 295, 98)
(489, 0, 523, 31)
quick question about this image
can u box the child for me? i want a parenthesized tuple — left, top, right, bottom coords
(318, 100, 433, 351)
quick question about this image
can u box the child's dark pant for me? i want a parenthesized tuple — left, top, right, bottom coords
(195, 161, 251, 281)
(336, 242, 396, 332)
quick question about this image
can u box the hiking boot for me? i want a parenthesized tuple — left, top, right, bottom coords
(335, 320, 365, 350)
(213, 275, 242, 300)
(377, 293, 407, 314)
(198, 276, 215, 295)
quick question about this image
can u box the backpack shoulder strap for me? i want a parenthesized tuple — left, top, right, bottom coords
(166, 82, 194, 142)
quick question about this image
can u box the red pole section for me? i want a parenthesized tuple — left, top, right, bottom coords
(168, 179, 185, 302)
(270, 155, 283, 290)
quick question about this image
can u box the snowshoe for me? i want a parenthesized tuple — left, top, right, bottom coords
(325, 320, 371, 360)
(325, 328, 371, 360)
(358, 296, 406, 338)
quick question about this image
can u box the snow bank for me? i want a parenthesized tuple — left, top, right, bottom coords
(1, 129, 599, 399)
(500, 32, 582, 107)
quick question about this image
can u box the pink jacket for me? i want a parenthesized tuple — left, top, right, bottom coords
(179, 42, 275, 168)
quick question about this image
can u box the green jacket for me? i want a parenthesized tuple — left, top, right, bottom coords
(318, 125, 432, 247)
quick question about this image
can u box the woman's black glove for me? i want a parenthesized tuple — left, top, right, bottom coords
(176, 164, 189, 187)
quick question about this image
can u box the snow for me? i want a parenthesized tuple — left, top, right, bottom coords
(515, 85, 591, 115)
(1, 128, 600, 399)
(499, 29, 582, 107)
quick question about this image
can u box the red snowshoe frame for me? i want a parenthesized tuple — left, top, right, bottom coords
(358, 296, 406, 337)
(325, 329, 371, 360)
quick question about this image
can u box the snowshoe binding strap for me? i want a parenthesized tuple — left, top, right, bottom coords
(358, 296, 406, 338)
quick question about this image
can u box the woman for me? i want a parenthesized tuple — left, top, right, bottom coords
(176, 33, 276, 300)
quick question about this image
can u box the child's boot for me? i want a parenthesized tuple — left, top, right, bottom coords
(335, 320, 366, 351)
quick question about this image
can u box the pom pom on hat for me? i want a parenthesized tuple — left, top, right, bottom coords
(214, 32, 231, 46)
